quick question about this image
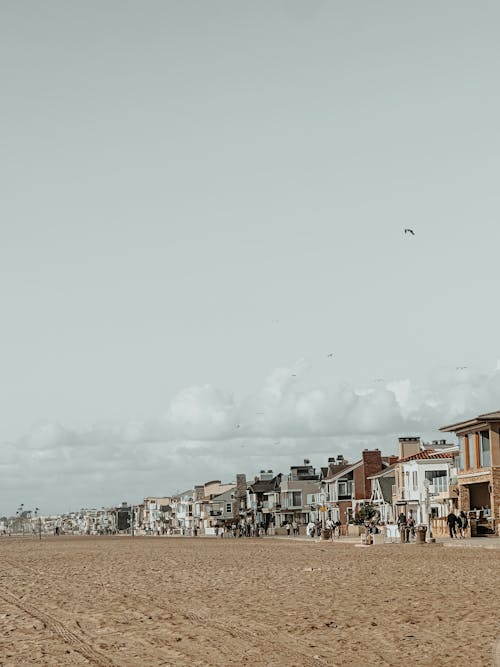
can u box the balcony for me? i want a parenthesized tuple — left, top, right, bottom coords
(428, 478, 449, 495)
(392, 485, 415, 501)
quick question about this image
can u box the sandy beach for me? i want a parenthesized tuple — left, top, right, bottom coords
(0, 535, 498, 667)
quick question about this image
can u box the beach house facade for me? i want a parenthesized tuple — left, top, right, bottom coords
(440, 410, 500, 536)
(321, 450, 391, 525)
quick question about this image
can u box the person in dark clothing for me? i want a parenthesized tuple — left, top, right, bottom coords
(397, 512, 407, 543)
(446, 511, 458, 538)
(458, 510, 468, 538)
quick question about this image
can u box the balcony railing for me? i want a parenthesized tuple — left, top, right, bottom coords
(428, 478, 449, 495)
(392, 485, 414, 501)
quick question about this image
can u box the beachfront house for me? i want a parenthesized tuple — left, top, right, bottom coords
(141, 497, 176, 535)
(391, 449, 457, 527)
(175, 490, 195, 532)
(192, 479, 243, 534)
(275, 460, 320, 528)
(440, 410, 500, 536)
(321, 450, 391, 525)
(247, 470, 281, 532)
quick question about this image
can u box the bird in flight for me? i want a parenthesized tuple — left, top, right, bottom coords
(327, 353, 334, 358)
(373, 378, 384, 383)
(235, 424, 241, 429)
(291, 373, 297, 377)
(404, 228, 415, 235)
(456, 366, 467, 371)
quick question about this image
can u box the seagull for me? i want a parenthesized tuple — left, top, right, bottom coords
(404, 228, 415, 235)
(373, 378, 384, 383)
(456, 366, 467, 371)
(235, 424, 241, 429)
(291, 374, 297, 377)
(327, 353, 334, 358)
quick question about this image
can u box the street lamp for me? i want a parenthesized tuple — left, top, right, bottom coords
(34, 507, 41, 540)
(16, 503, 25, 535)
(423, 479, 433, 540)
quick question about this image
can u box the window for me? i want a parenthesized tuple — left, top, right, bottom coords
(466, 435, 474, 469)
(292, 491, 302, 507)
(412, 471, 418, 490)
(226, 503, 232, 513)
(480, 431, 491, 467)
(338, 481, 348, 497)
(425, 470, 447, 481)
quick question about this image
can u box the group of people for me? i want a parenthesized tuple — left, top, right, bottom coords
(446, 510, 468, 539)
(397, 509, 469, 541)
(214, 521, 268, 538)
(397, 511, 417, 542)
(283, 520, 300, 536)
(281, 519, 343, 539)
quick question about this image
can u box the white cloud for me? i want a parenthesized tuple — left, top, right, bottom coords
(3, 361, 500, 514)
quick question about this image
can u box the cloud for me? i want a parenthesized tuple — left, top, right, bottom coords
(3, 361, 500, 514)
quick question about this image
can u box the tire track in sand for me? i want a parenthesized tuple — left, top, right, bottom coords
(182, 608, 334, 667)
(0, 587, 117, 667)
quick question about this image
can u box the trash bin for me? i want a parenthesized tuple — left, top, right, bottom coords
(416, 525, 427, 544)
(321, 528, 330, 540)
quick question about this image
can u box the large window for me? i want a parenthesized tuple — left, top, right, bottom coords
(292, 491, 302, 507)
(425, 470, 447, 481)
(480, 431, 491, 467)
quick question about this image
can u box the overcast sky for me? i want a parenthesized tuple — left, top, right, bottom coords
(2, 2, 500, 514)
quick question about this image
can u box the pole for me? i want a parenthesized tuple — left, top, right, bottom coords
(130, 506, 134, 538)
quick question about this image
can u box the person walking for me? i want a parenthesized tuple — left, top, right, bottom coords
(397, 512, 407, 543)
(406, 512, 416, 542)
(292, 520, 298, 536)
(446, 511, 458, 539)
(457, 510, 468, 538)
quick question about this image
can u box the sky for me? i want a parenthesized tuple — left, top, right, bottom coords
(1, 1, 500, 514)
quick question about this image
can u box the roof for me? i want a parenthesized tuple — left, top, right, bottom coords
(323, 459, 362, 482)
(368, 465, 397, 480)
(440, 410, 500, 433)
(427, 446, 458, 456)
(248, 478, 278, 494)
(399, 450, 455, 463)
(368, 448, 458, 479)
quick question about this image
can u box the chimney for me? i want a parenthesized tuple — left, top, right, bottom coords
(194, 485, 204, 502)
(398, 437, 421, 460)
(234, 473, 247, 519)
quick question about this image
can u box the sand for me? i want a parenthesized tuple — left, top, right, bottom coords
(0, 535, 498, 667)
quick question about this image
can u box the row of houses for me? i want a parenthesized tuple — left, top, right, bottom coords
(3, 410, 499, 538)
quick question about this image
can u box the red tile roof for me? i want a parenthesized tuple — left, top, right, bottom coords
(399, 450, 455, 463)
